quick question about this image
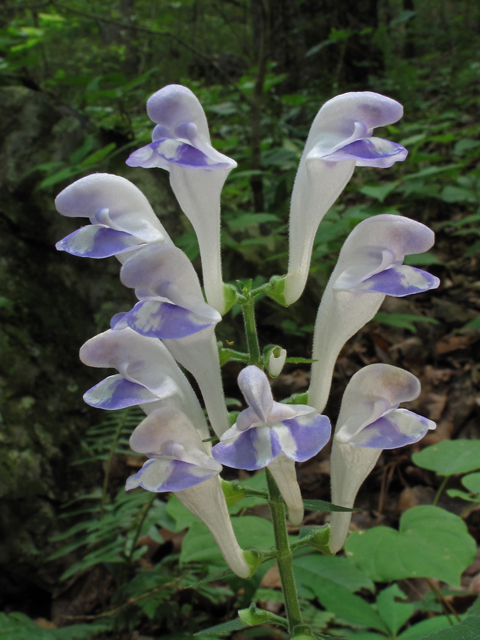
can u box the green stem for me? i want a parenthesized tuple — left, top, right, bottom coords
(127, 493, 156, 564)
(433, 475, 450, 506)
(243, 298, 262, 367)
(266, 469, 303, 633)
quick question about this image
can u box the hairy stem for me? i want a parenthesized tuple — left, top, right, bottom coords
(266, 469, 303, 633)
(243, 298, 262, 367)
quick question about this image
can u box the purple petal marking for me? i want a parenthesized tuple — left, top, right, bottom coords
(325, 137, 408, 168)
(56, 226, 139, 258)
(126, 458, 216, 492)
(127, 139, 231, 171)
(275, 414, 331, 462)
(349, 409, 435, 449)
(354, 265, 440, 297)
(110, 312, 127, 329)
(237, 366, 274, 423)
(124, 300, 212, 339)
(83, 376, 158, 410)
(212, 427, 281, 471)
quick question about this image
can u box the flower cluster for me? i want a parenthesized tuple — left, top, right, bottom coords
(56, 84, 438, 572)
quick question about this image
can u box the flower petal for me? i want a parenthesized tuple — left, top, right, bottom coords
(129, 407, 206, 454)
(79, 328, 210, 439)
(126, 458, 217, 492)
(55, 173, 170, 242)
(212, 426, 281, 471)
(120, 243, 220, 322)
(348, 408, 436, 449)
(237, 366, 274, 423)
(335, 364, 422, 443)
(124, 300, 214, 339)
(83, 375, 159, 410)
(324, 137, 407, 168)
(56, 226, 140, 258)
(354, 265, 440, 297)
(274, 413, 331, 462)
(128, 139, 232, 170)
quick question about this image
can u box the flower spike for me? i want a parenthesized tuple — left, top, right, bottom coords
(328, 364, 436, 552)
(126, 84, 237, 314)
(309, 214, 440, 413)
(55, 174, 172, 260)
(212, 365, 331, 523)
(284, 92, 407, 305)
(127, 408, 251, 578)
(80, 327, 209, 440)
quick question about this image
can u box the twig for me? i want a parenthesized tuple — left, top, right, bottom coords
(426, 578, 461, 624)
(63, 578, 182, 621)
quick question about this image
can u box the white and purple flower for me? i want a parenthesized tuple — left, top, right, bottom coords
(126, 407, 252, 578)
(55, 174, 172, 260)
(328, 364, 436, 552)
(80, 327, 210, 439)
(212, 366, 330, 524)
(126, 84, 237, 314)
(212, 366, 331, 470)
(114, 242, 221, 340)
(284, 92, 408, 305)
(309, 214, 440, 413)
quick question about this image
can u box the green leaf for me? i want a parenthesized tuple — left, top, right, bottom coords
(412, 440, 480, 475)
(194, 618, 249, 636)
(376, 584, 416, 636)
(440, 186, 477, 203)
(345, 506, 476, 586)
(462, 315, 480, 330)
(461, 472, 480, 494)
(81, 143, 116, 165)
(303, 499, 360, 513)
(227, 213, 280, 229)
(398, 615, 457, 639)
(360, 182, 398, 202)
(403, 251, 443, 265)
(294, 556, 386, 632)
(374, 312, 439, 333)
(294, 554, 374, 593)
(165, 494, 200, 532)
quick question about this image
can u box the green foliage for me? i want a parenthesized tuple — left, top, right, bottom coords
(0, 612, 109, 640)
(344, 506, 476, 586)
(412, 441, 480, 476)
(374, 312, 439, 333)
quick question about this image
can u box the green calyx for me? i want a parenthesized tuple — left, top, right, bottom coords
(222, 282, 239, 314)
(239, 603, 288, 628)
(221, 479, 246, 507)
(310, 524, 334, 555)
(266, 275, 288, 306)
(242, 549, 269, 579)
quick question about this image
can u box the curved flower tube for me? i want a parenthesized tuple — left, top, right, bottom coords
(110, 241, 228, 436)
(80, 327, 209, 440)
(126, 84, 237, 314)
(284, 92, 407, 305)
(126, 407, 251, 578)
(212, 366, 331, 524)
(164, 330, 230, 438)
(309, 214, 440, 413)
(117, 242, 221, 340)
(55, 174, 172, 261)
(328, 364, 436, 553)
